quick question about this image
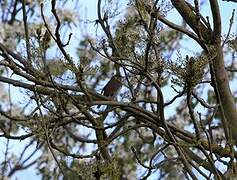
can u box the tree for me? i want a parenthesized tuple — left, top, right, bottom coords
(0, 0, 237, 179)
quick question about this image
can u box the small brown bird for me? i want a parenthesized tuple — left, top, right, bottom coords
(97, 75, 123, 108)
(42, 30, 51, 49)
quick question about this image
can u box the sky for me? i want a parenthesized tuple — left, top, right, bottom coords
(2, 0, 236, 179)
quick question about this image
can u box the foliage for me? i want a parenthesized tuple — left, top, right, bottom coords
(0, 0, 237, 179)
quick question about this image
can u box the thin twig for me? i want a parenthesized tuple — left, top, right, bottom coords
(22, 0, 32, 62)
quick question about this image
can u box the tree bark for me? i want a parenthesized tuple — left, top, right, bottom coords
(171, 0, 237, 142)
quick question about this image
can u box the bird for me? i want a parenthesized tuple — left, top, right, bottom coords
(42, 30, 51, 50)
(97, 75, 123, 108)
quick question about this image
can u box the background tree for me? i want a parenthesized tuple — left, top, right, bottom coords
(0, 0, 237, 179)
